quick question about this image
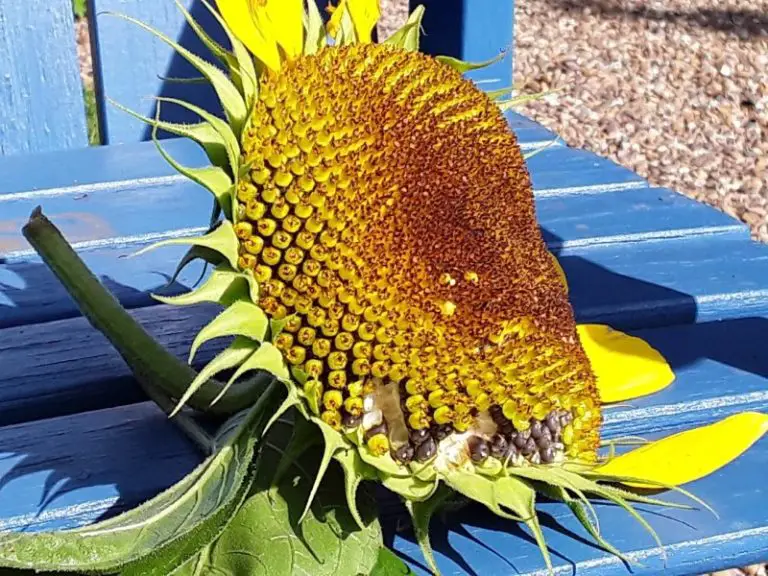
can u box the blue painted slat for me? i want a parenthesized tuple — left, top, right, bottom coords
(3, 300, 768, 432)
(0, 402, 198, 532)
(412, 0, 514, 87)
(0, 403, 765, 576)
(0, 0, 88, 155)
(90, 0, 229, 144)
(557, 236, 768, 330)
(4, 196, 750, 330)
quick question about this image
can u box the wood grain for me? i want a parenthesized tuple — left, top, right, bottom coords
(0, 0, 88, 155)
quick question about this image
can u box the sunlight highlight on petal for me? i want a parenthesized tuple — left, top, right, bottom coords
(596, 412, 768, 487)
(347, 0, 381, 43)
(577, 324, 674, 404)
(216, 0, 281, 70)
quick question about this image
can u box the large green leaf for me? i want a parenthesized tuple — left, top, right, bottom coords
(368, 547, 415, 576)
(173, 417, 382, 576)
(0, 384, 279, 575)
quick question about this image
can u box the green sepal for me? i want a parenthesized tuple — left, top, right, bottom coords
(111, 12, 247, 137)
(132, 220, 240, 271)
(199, 0, 259, 109)
(151, 116, 233, 218)
(303, 379, 323, 415)
(153, 264, 248, 307)
(270, 314, 296, 341)
(269, 413, 322, 498)
(335, 8, 357, 46)
(180, 336, 260, 416)
(352, 428, 411, 478)
(153, 96, 241, 177)
(291, 366, 309, 385)
(109, 98, 229, 169)
(522, 137, 560, 161)
(299, 418, 351, 523)
(404, 484, 453, 576)
(539, 484, 632, 564)
(213, 342, 289, 406)
(189, 300, 269, 362)
(443, 471, 553, 574)
(381, 473, 438, 503)
(435, 52, 505, 74)
(303, 0, 327, 55)
(334, 448, 378, 530)
(384, 5, 425, 51)
(264, 378, 306, 439)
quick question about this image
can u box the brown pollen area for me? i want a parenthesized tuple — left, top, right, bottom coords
(235, 44, 601, 462)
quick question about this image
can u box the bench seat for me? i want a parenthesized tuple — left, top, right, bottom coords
(2, 111, 767, 575)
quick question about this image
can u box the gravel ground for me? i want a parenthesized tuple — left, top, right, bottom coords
(75, 2, 766, 574)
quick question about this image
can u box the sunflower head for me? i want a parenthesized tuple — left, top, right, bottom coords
(124, 2, 768, 574)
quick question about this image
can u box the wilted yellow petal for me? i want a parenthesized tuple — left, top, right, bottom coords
(596, 412, 768, 487)
(577, 324, 674, 404)
(216, 0, 281, 70)
(347, 0, 381, 43)
(549, 252, 567, 293)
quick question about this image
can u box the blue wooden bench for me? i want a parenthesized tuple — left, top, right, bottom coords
(1, 1, 767, 574)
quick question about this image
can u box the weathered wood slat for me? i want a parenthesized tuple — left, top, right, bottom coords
(0, 0, 88, 155)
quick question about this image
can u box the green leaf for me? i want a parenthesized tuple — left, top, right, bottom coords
(435, 52, 505, 74)
(383, 5, 425, 51)
(110, 12, 247, 136)
(0, 384, 279, 574)
(132, 220, 241, 271)
(368, 547, 415, 576)
(174, 413, 382, 576)
(188, 300, 269, 363)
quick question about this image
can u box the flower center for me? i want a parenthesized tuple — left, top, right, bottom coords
(235, 44, 601, 466)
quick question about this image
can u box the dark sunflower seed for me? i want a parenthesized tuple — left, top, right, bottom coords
(364, 422, 388, 441)
(468, 436, 489, 463)
(522, 437, 537, 456)
(513, 433, 527, 449)
(504, 443, 519, 463)
(489, 434, 508, 459)
(342, 411, 362, 429)
(392, 443, 415, 464)
(530, 420, 543, 439)
(537, 427, 552, 447)
(415, 436, 437, 462)
(545, 412, 560, 432)
(432, 423, 453, 441)
(540, 445, 555, 464)
(409, 428, 431, 445)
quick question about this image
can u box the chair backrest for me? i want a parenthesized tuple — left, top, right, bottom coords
(0, 0, 88, 156)
(90, 0, 515, 145)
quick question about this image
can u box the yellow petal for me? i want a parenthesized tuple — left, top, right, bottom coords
(216, 0, 281, 70)
(596, 412, 768, 487)
(577, 324, 675, 404)
(347, 0, 381, 43)
(260, 0, 303, 60)
(549, 252, 567, 293)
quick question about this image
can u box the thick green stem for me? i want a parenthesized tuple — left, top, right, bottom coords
(22, 207, 264, 416)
